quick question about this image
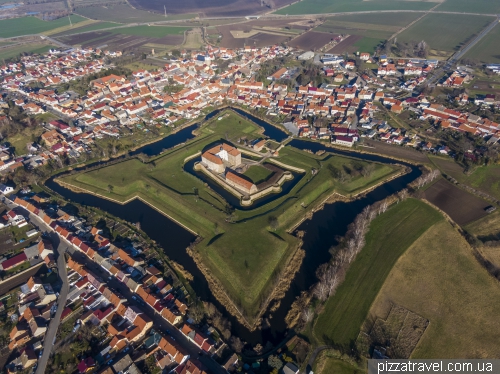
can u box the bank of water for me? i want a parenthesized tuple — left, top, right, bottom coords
(45, 109, 421, 346)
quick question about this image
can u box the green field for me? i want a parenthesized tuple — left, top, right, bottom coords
(0, 44, 52, 61)
(314, 351, 363, 374)
(313, 199, 442, 348)
(108, 25, 189, 37)
(397, 13, 493, 52)
(61, 110, 398, 322)
(352, 37, 386, 53)
(76, 4, 196, 23)
(464, 23, 500, 63)
(436, 0, 500, 14)
(6, 126, 45, 156)
(367, 218, 500, 357)
(52, 21, 121, 37)
(0, 15, 87, 38)
(243, 165, 274, 184)
(275, 0, 434, 15)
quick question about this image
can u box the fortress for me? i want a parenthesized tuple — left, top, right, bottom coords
(201, 143, 242, 174)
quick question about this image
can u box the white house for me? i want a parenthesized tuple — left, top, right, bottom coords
(0, 184, 14, 195)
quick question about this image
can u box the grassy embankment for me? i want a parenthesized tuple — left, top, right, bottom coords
(59, 110, 399, 322)
(313, 199, 442, 348)
(243, 165, 274, 184)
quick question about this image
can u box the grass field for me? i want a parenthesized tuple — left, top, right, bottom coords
(76, 4, 196, 23)
(314, 351, 363, 374)
(243, 165, 274, 184)
(367, 219, 500, 357)
(6, 126, 45, 156)
(107, 25, 189, 37)
(397, 13, 492, 52)
(0, 15, 87, 38)
(464, 23, 500, 63)
(61, 110, 398, 322)
(275, 0, 434, 15)
(465, 211, 500, 241)
(52, 21, 121, 37)
(436, 0, 500, 14)
(0, 44, 52, 61)
(313, 199, 442, 348)
(429, 155, 500, 201)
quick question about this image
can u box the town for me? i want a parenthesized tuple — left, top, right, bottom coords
(0, 25, 499, 374)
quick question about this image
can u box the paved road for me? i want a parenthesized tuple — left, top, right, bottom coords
(65, 247, 226, 374)
(4, 198, 70, 374)
(34, 233, 69, 374)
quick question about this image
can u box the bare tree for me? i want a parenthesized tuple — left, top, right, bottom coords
(398, 188, 409, 201)
(229, 336, 244, 353)
(302, 307, 314, 323)
(379, 199, 389, 215)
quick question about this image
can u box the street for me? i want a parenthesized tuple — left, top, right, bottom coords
(66, 248, 227, 374)
(5, 197, 226, 374)
(4, 198, 70, 374)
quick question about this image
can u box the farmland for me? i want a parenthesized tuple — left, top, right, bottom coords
(288, 31, 336, 50)
(56, 26, 189, 51)
(464, 23, 500, 63)
(0, 15, 87, 38)
(423, 179, 489, 226)
(397, 13, 493, 52)
(430, 156, 500, 201)
(51, 22, 121, 37)
(275, 0, 435, 15)
(436, 0, 500, 14)
(0, 43, 52, 61)
(366, 219, 500, 357)
(313, 199, 442, 348)
(129, 0, 295, 17)
(215, 18, 308, 48)
(59, 110, 398, 324)
(76, 4, 196, 23)
(466, 211, 500, 242)
(316, 13, 422, 53)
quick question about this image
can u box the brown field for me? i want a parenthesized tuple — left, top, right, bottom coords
(58, 31, 183, 50)
(361, 140, 429, 164)
(368, 220, 500, 358)
(216, 18, 308, 48)
(128, 0, 295, 17)
(424, 179, 489, 225)
(288, 30, 336, 50)
(218, 25, 290, 48)
(327, 35, 362, 54)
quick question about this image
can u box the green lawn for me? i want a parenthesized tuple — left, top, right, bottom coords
(0, 15, 87, 38)
(275, 0, 434, 15)
(108, 25, 189, 37)
(243, 165, 274, 184)
(397, 13, 493, 52)
(61, 110, 399, 323)
(313, 199, 442, 348)
(76, 4, 196, 23)
(352, 36, 386, 54)
(6, 126, 45, 156)
(464, 23, 500, 63)
(436, 0, 500, 14)
(0, 44, 52, 60)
